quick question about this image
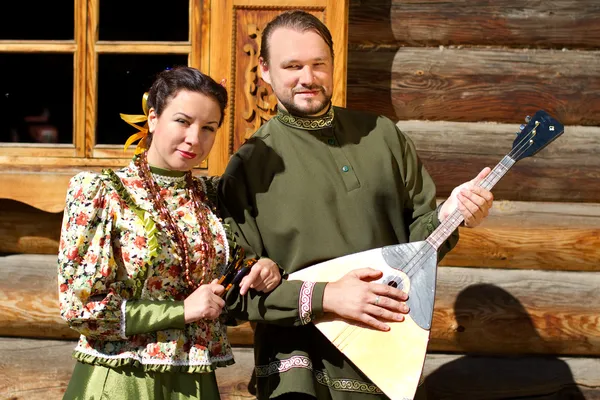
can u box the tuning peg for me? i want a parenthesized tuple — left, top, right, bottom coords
(519, 124, 526, 131)
(525, 115, 531, 123)
(515, 131, 521, 135)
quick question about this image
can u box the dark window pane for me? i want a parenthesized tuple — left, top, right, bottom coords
(96, 54, 188, 145)
(0, 2, 73, 40)
(0, 54, 73, 144)
(99, 1, 189, 41)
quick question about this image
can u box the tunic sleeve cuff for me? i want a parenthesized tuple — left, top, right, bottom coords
(298, 281, 327, 324)
(429, 202, 444, 232)
(125, 300, 186, 336)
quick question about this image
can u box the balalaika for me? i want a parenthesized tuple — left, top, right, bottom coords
(289, 111, 565, 400)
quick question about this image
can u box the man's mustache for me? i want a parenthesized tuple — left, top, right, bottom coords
(292, 85, 324, 95)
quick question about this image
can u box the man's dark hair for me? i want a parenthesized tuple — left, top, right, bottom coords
(259, 10, 334, 65)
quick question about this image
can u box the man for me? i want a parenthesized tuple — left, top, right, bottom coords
(220, 10, 493, 399)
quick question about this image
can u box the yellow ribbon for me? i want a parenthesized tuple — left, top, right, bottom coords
(120, 92, 150, 154)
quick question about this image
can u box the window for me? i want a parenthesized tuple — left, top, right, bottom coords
(0, 0, 208, 165)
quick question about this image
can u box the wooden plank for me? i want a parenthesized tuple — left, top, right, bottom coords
(0, 200, 63, 255)
(84, 0, 99, 157)
(0, 42, 77, 52)
(444, 225, 600, 271)
(431, 267, 600, 356)
(348, 0, 600, 49)
(398, 120, 600, 203)
(1, 338, 598, 399)
(0, 339, 257, 399)
(3, 255, 600, 355)
(347, 47, 600, 126)
(74, 0, 87, 157)
(6, 194, 598, 272)
(417, 353, 600, 400)
(94, 42, 191, 54)
(3, 196, 599, 267)
(0, 165, 209, 214)
(0, 173, 73, 214)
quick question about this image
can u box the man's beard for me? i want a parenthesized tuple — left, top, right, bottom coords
(278, 85, 332, 117)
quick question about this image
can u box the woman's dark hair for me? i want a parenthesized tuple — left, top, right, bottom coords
(146, 66, 228, 127)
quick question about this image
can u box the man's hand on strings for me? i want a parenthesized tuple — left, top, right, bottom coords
(322, 268, 409, 332)
(438, 167, 494, 228)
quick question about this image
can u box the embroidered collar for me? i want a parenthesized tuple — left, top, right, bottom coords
(276, 106, 334, 130)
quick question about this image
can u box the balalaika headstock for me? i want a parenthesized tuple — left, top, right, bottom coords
(511, 110, 564, 162)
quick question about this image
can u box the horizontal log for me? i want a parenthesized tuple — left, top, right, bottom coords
(440, 200, 600, 271)
(430, 267, 600, 355)
(418, 353, 600, 400)
(3, 186, 600, 266)
(0, 200, 63, 255)
(398, 121, 600, 203)
(347, 47, 600, 126)
(2, 338, 598, 399)
(0, 339, 256, 400)
(3, 255, 600, 355)
(0, 171, 73, 213)
(0, 166, 209, 215)
(349, 0, 600, 49)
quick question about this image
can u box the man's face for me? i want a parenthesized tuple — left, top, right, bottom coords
(260, 28, 333, 117)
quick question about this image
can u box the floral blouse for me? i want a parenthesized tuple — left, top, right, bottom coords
(57, 160, 234, 373)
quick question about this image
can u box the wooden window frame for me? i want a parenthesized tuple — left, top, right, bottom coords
(0, 0, 209, 168)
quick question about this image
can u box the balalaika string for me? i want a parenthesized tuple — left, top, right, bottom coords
(386, 125, 538, 286)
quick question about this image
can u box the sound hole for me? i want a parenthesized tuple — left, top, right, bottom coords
(383, 276, 403, 291)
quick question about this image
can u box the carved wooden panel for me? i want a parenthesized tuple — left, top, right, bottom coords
(230, 7, 325, 154)
(208, 0, 349, 176)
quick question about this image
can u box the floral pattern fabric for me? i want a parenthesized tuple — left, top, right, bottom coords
(57, 160, 234, 372)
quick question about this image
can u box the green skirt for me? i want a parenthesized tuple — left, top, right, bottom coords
(63, 362, 220, 400)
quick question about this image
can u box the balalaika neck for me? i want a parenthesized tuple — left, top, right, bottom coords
(425, 155, 516, 250)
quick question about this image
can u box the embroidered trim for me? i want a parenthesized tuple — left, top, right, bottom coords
(315, 370, 383, 394)
(199, 177, 208, 194)
(254, 355, 383, 395)
(120, 300, 128, 339)
(210, 209, 229, 271)
(276, 107, 334, 130)
(151, 173, 186, 185)
(255, 355, 312, 377)
(74, 344, 234, 366)
(299, 281, 316, 325)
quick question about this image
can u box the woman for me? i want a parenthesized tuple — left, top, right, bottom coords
(58, 66, 280, 399)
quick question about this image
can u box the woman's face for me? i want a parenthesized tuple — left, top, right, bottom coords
(146, 90, 221, 171)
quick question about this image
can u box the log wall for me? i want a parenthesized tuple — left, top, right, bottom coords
(1, 0, 599, 398)
(344, 0, 600, 397)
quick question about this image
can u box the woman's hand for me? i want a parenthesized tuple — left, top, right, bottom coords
(184, 279, 225, 323)
(238, 258, 282, 295)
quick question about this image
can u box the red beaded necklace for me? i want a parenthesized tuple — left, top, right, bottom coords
(135, 152, 216, 289)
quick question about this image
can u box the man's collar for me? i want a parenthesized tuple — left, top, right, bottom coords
(276, 105, 334, 130)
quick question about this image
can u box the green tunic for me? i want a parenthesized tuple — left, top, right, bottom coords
(220, 106, 459, 399)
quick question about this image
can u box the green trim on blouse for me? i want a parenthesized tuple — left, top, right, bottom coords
(101, 168, 159, 297)
(148, 164, 187, 177)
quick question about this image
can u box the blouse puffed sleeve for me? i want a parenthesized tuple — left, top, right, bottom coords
(57, 172, 131, 341)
